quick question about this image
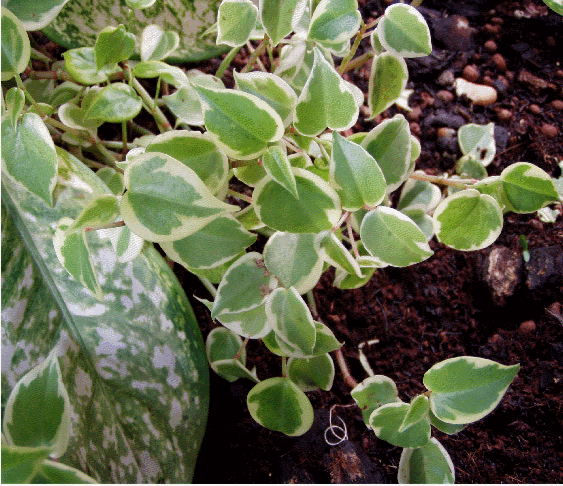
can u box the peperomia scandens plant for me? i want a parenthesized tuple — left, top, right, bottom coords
(2, 0, 561, 483)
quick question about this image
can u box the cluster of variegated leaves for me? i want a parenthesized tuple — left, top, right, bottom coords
(351, 356, 520, 483)
(2, 349, 96, 483)
(1, 0, 561, 470)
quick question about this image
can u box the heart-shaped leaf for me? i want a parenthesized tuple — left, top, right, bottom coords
(369, 401, 431, 448)
(378, 3, 431, 58)
(288, 353, 334, 391)
(85, 83, 143, 123)
(351, 375, 400, 424)
(307, 0, 361, 49)
(398, 437, 455, 484)
(217, 0, 259, 47)
(1, 7, 31, 81)
(62, 47, 120, 85)
(94, 24, 136, 69)
(260, 0, 306, 46)
(367, 52, 409, 119)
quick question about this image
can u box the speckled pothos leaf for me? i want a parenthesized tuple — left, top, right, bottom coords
(1, 147, 209, 483)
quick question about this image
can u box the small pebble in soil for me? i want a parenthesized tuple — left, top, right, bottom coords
(551, 100, 563, 111)
(406, 105, 422, 122)
(488, 333, 501, 345)
(419, 91, 435, 108)
(483, 75, 494, 86)
(528, 104, 542, 115)
(519, 320, 536, 334)
(492, 53, 507, 72)
(409, 122, 422, 137)
(555, 69, 563, 79)
(437, 69, 455, 87)
(483, 23, 501, 35)
(463, 64, 480, 82)
(540, 123, 559, 139)
(436, 127, 456, 139)
(484, 39, 497, 52)
(455, 78, 498, 106)
(436, 90, 454, 103)
(495, 107, 513, 122)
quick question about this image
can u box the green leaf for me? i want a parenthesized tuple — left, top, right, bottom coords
(254, 167, 342, 233)
(458, 122, 496, 167)
(32, 459, 98, 484)
(351, 375, 400, 424)
(132, 60, 189, 87)
(1, 113, 58, 207)
(398, 395, 430, 433)
(234, 71, 298, 127)
(1, 7, 31, 81)
(293, 47, 359, 136)
(433, 189, 503, 251)
(212, 359, 260, 383)
(369, 401, 431, 448)
(1, 444, 51, 484)
(424, 356, 520, 425)
(161, 214, 256, 271)
(2, 146, 209, 483)
(217, 0, 259, 47)
(4, 87, 26, 128)
(397, 177, 441, 213)
(67, 195, 120, 232)
(311, 321, 343, 356)
(53, 217, 103, 300)
(120, 152, 237, 242)
(94, 24, 136, 69)
(288, 353, 334, 391)
(316, 230, 363, 278)
(62, 47, 120, 85)
(542, 0, 563, 15)
(260, 0, 306, 46)
(266, 287, 317, 357)
(378, 3, 432, 58)
(367, 52, 409, 119)
(261, 145, 299, 197)
(140, 24, 180, 61)
(195, 84, 284, 160)
(307, 0, 361, 49)
(3, 0, 71, 30)
(499, 162, 560, 213)
(330, 131, 387, 211)
(3, 348, 70, 456)
(215, 301, 271, 339)
(212, 252, 277, 319)
(146, 131, 228, 194)
(361, 114, 412, 193)
(48, 81, 82, 108)
(162, 85, 205, 125)
(428, 410, 466, 435)
(398, 437, 455, 484)
(456, 155, 488, 180)
(98, 224, 144, 263)
(360, 207, 433, 267)
(95, 168, 125, 196)
(206, 327, 259, 382)
(247, 377, 314, 436)
(263, 231, 324, 294)
(84, 83, 143, 123)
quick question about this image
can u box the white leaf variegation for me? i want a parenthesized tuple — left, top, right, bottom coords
(398, 437, 455, 484)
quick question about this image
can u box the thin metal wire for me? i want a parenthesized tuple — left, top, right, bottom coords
(324, 406, 349, 446)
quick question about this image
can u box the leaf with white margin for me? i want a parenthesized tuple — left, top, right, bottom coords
(361, 114, 412, 193)
(96, 167, 124, 196)
(307, 0, 361, 48)
(367, 52, 409, 119)
(217, 0, 259, 47)
(398, 394, 430, 433)
(32, 459, 97, 483)
(3, 348, 70, 457)
(260, 0, 307, 46)
(378, 3, 431, 58)
(247, 377, 314, 436)
(266, 287, 316, 357)
(3, 0, 71, 31)
(397, 177, 441, 213)
(1, 7, 31, 81)
(2, 146, 209, 483)
(263, 232, 324, 294)
(330, 131, 387, 211)
(361, 207, 433, 267)
(212, 359, 260, 383)
(132, 60, 189, 87)
(288, 353, 334, 392)
(206, 327, 246, 367)
(62, 47, 120, 85)
(458, 122, 496, 167)
(216, 301, 272, 339)
(163, 86, 204, 125)
(145, 131, 229, 195)
(399, 208, 434, 241)
(140, 24, 180, 61)
(293, 47, 359, 136)
(334, 239, 385, 290)
(67, 194, 120, 232)
(5, 87, 25, 128)
(234, 71, 298, 127)
(369, 401, 431, 448)
(1, 113, 58, 207)
(94, 24, 136, 69)
(261, 145, 299, 197)
(0, 444, 52, 484)
(351, 375, 400, 424)
(398, 437, 455, 484)
(316, 230, 363, 278)
(254, 167, 342, 233)
(423, 356, 520, 425)
(98, 224, 144, 263)
(235, 204, 265, 231)
(428, 409, 465, 435)
(499, 162, 560, 213)
(542, 0, 563, 15)
(120, 152, 237, 242)
(194, 84, 284, 160)
(84, 83, 142, 123)
(54, 217, 103, 300)
(212, 252, 277, 319)
(160, 214, 256, 271)
(433, 189, 503, 251)
(274, 37, 308, 86)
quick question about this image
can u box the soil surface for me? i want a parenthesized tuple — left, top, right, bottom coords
(189, 0, 563, 483)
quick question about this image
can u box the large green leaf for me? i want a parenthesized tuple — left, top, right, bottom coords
(1, 147, 209, 483)
(3, 0, 70, 30)
(1, 7, 31, 81)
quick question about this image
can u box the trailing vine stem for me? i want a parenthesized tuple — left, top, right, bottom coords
(409, 171, 479, 188)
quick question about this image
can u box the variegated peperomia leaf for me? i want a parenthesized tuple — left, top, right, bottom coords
(1, 444, 52, 484)
(361, 114, 412, 193)
(254, 167, 342, 233)
(307, 0, 361, 50)
(1, 7, 31, 81)
(206, 327, 258, 383)
(433, 189, 503, 251)
(367, 52, 409, 119)
(398, 437, 455, 484)
(261, 145, 299, 198)
(369, 401, 431, 448)
(378, 3, 431, 58)
(120, 152, 238, 242)
(94, 24, 136, 69)
(1, 113, 58, 207)
(458, 122, 496, 167)
(2, 348, 71, 458)
(247, 377, 314, 436)
(4, 87, 25, 128)
(397, 177, 441, 213)
(259, 0, 307, 46)
(62, 47, 121, 85)
(84, 83, 143, 123)
(2, 147, 209, 483)
(423, 356, 520, 425)
(216, 0, 259, 47)
(195, 84, 285, 160)
(287, 353, 334, 392)
(315, 230, 363, 278)
(398, 394, 430, 433)
(293, 47, 359, 136)
(140, 24, 180, 62)
(351, 375, 400, 424)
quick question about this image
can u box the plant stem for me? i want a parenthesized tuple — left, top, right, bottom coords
(306, 291, 319, 320)
(130, 76, 172, 132)
(227, 188, 253, 204)
(409, 171, 478, 188)
(334, 348, 359, 389)
(198, 276, 217, 298)
(339, 51, 374, 74)
(334, 211, 350, 231)
(241, 37, 268, 73)
(346, 215, 360, 258)
(216, 46, 242, 79)
(85, 221, 126, 232)
(246, 41, 268, 72)
(338, 21, 367, 74)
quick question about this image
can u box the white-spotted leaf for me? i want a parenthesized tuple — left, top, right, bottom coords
(398, 437, 455, 484)
(3, 0, 71, 31)
(98, 224, 145, 263)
